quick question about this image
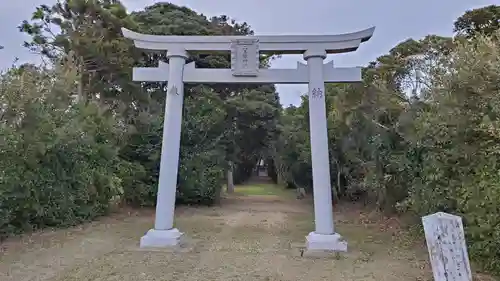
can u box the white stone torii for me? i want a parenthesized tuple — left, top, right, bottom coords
(122, 26, 375, 252)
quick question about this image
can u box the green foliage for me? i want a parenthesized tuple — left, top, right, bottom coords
(177, 149, 224, 205)
(177, 87, 227, 204)
(119, 3, 280, 204)
(9, 0, 500, 277)
(2, 1, 280, 240)
(18, 0, 140, 105)
(401, 33, 500, 272)
(273, 100, 312, 190)
(0, 61, 125, 239)
(274, 5, 500, 274)
(454, 5, 500, 38)
(118, 115, 162, 206)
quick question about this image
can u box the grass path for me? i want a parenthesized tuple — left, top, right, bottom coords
(1, 183, 494, 281)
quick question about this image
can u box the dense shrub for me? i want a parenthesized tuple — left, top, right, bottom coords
(399, 34, 500, 272)
(119, 119, 226, 207)
(177, 149, 225, 205)
(0, 64, 125, 240)
(119, 87, 228, 207)
(275, 31, 500, 274)
(119, 115, 163, 207)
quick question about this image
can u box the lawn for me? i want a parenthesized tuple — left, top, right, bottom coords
(231, 183, 293, 197)
(1, 184, 495, 281)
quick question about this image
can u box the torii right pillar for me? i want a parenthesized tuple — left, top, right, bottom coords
(304, 49, 347, 252)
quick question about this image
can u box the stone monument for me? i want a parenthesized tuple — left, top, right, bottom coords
(422, 212, 472, 281)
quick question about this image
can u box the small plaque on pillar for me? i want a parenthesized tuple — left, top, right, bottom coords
(231, 39, 259, 77)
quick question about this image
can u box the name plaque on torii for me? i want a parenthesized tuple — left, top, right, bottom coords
(231, 38, 259, 77)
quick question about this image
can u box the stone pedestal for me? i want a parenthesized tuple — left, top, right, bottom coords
(140, 228, 184, 248)
(305, 232, 347, 252)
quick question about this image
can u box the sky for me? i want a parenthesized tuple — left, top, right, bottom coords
(1, 0, 499, 106)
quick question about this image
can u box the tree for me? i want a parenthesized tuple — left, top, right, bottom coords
(0, 57, 126, 240)
(19, 0, 141, 109)
(121, 3, 281, 203)
(454, 5, 500, 38)
(17, 1, 281, 206)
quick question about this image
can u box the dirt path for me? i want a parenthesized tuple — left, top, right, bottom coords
(1, 187, 483, 281)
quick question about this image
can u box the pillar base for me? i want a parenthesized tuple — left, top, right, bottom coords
(140, 228, 183, 248)
(305, 232, 347, 252)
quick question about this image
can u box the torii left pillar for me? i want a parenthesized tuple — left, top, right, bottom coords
(140, 49, 188, 247)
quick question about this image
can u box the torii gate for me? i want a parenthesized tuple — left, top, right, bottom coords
(122, 26, 375, 252)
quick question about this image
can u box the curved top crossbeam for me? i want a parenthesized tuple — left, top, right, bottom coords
(121, 27, 375, 54)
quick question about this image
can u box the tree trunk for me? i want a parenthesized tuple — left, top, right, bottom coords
(77, 76, 84, 103)
(227, 161, 235, 193)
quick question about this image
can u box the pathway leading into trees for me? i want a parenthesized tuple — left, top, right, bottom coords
(2, 183, 479, 281)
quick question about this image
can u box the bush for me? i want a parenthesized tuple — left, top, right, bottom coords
(273, 31, 500, 274)
(0, 64, 125, 240)
(119, 117, 226, 206)
(120, 86, 227, 207)
(119, 115, 163, 207)
(177, 149, 224, 205)
(400, 33, 500, 273)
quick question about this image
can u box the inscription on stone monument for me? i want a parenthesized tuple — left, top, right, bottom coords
(422, 212, 472, 281)
(230, 38, 259, 77)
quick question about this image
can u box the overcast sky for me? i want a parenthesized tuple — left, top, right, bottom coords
(1, 0, 499, 106)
